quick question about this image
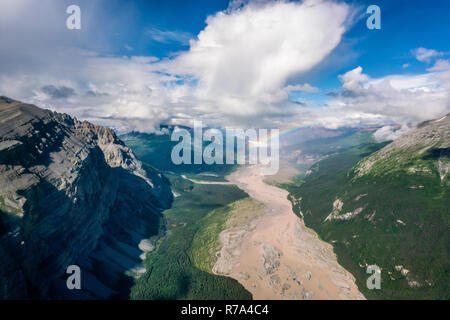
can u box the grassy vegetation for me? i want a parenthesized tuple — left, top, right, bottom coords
(188, 205, 230, 273)
(273, 172, 307, 190)
(189, 198, 265, 273)
(130, 174, 252, 300)
(0, 195, 23, 239)
(184, 172, 232, 182)
(0, 194, 21, 216)
(285, 141, 450, 299)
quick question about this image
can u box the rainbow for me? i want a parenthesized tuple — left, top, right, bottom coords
(248, 122, 319, 148)
(264, 122, 319, 143)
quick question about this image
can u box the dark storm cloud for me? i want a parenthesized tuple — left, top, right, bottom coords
(41, 85, 76, 99)
(340, 89, 365, 98)
(326, 91, 339, 97)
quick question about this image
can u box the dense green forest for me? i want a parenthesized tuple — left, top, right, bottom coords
(124, 133, 251, 299)
(285, 142, 450, 299)
(130, 175, 251, 299)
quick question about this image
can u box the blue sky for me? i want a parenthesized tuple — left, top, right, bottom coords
(102, 0, 450, 87)
(112, 0, 230, 57)
(285, 0, 450, 104)
(0, 0, 449, 136)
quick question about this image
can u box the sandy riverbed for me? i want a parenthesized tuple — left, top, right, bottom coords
(212, 165, 365, 300)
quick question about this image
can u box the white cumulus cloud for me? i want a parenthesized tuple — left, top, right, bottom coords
(0, 0, 354, 131)
(412, 47, 444, 63)
(159, 0, 352, 125)
(321, 66, 450, 133)
(427, 59, 450, 72)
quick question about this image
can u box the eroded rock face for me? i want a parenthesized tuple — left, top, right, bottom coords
(0, 97, 172, 299)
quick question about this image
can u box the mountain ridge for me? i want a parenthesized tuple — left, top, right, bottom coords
(0, 96, 172, 299)
(354, 114, 450, 181)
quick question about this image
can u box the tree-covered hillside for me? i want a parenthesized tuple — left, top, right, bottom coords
(286, 116, 450, 299)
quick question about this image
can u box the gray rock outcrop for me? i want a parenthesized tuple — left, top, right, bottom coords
(0, 97, 172, 299)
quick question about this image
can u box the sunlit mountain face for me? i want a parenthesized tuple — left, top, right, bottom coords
(0, 0, 449, 305)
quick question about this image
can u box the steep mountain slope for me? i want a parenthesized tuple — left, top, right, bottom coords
(354, 114, 450, 181)
(287, 115, 449, 299)
(0, 97, 172, 299)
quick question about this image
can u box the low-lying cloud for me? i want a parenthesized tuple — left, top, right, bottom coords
(320, 65, 450, 138)
(41, 85, 76, 99)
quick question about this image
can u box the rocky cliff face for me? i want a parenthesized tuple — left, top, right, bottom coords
(0, 96, 172, 299)
(354, 114, 450, 182)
